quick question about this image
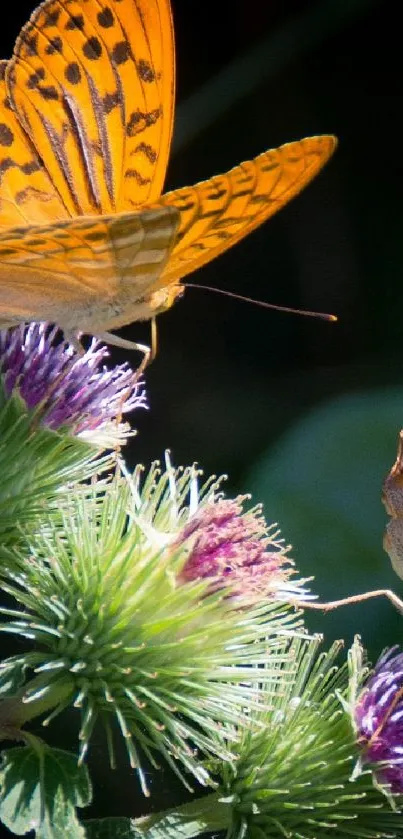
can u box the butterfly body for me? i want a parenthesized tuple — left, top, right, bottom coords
(0, 0, 337, 349)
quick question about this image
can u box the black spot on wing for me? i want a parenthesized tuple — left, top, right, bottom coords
(0, 124, 14, 146)
(137, 60, 155, 83)
(83, 37, 103, 60)
(126, 108, 161, 137)
(97, 7, 114, 27)
(65, 14, 85, 30)
(103, 90, 122, 114)
(134, 142, 157, 164)
(46, 37, 63, 55)
(112, 41, 131, 65)
(43, 9, 61, 27)
(65, 62, 81, 84)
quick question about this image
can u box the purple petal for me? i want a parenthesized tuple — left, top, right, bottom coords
(0, 323, 146, 433)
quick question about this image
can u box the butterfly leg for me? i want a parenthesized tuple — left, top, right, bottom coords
(96, 332, 151, 383)
(98, 318, 158, 364)
(96, 331, 151, 356)
(62, 331, 86, 356)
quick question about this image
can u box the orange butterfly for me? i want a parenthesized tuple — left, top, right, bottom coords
(0, 0, 336, 354)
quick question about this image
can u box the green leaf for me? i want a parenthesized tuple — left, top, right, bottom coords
(86, 814, 216, 839)
(85, 820, 136, 839)
(0, 744, 91, 837)
(85, 795, 229, 839)
(245, 387, 403, 648)
(129, 812, 218, 839)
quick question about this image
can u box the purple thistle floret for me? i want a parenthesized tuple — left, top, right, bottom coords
(177, 497, 294, 601)
(355, 646, 403, 792)
(0, 323, 146, 434)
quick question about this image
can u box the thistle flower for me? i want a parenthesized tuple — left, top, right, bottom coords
(355, 646, 403, 794)
(127, 454, 310, 605)
(176, 496, 299, 603)
(0, 322, 146, 442)
(132, 638, 403, 838)
(0, 324, 133, 544)
(0, 459, 303, 795)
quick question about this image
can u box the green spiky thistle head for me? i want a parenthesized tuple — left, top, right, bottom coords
(132, 638, 403, 837)
(0, 456, 306, 795)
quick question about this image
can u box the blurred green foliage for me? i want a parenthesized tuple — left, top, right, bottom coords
(247, 387, 403, 656)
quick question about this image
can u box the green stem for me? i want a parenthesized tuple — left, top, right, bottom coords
(0, 677, 73, 735)
(132, 791, 230, 836)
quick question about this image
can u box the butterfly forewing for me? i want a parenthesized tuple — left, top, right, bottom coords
(6, 0, 175, 217)
(156, 136, 337, 285)
(0, 61, 69, 228)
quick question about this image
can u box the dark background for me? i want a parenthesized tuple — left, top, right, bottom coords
(138, 0, 400, 657)
(1, 0, 403, 828)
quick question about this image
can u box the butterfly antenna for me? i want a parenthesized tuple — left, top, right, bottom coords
(183, 283, 337, 322)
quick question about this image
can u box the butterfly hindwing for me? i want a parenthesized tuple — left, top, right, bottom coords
(0, 205, 179, 333)
(156, 136, 337, 285)
(6, 0, 175, 216)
